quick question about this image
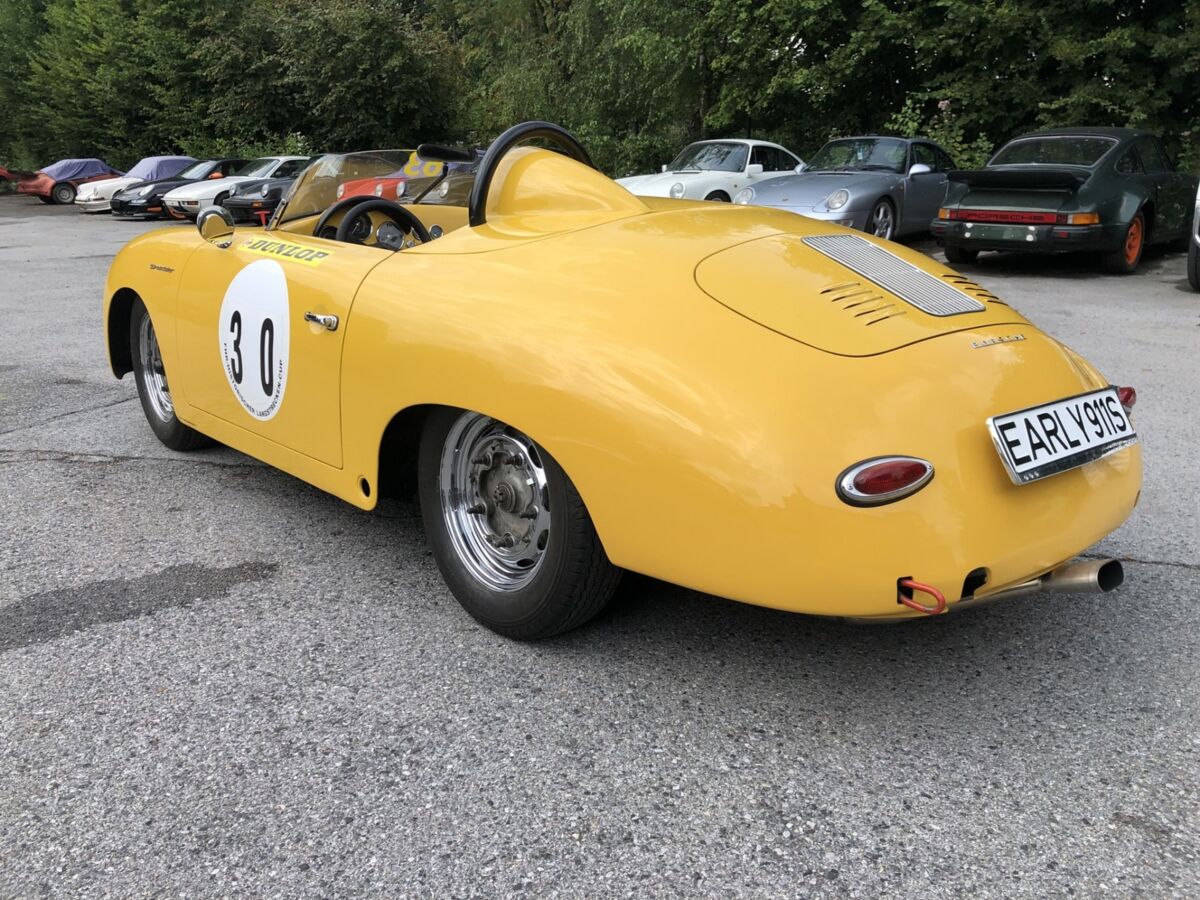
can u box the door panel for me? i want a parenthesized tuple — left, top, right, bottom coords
(903, 143, 948, 233)
(175, 230, 387, 467)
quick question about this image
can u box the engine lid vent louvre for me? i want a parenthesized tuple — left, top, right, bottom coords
(801, 234, 986, 317)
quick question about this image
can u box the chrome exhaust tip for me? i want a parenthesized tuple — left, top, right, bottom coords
(1042, 558, 1124, 594)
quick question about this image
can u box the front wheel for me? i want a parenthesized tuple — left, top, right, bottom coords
(129, 298, 212, 451)
(1188, 237, 1200, 292)
(867, 199, 895, 240)
(418, 408, 621, 639)
(1103, 211, 1145, 274)
(943, 244, 979, 264)
(51, 182, 76, 204)
(704, 191, 730, 202)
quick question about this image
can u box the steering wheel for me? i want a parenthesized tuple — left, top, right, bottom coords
(467, 121, 594, 228)
(312, 197, 431, 248)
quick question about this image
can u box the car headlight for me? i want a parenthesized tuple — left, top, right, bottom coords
(438, 181, 450, 199)
(395, 180, 406, 198)
(260, 186, 271, 198)
(137, 186, 154, 197)
(734, 188, 755, 205)
(373, 183, 384, 197)
(335, 184, 345, 199)
(825, 189, 850, 211)
(669, 182, 685, 199)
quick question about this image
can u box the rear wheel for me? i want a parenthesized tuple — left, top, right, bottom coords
(37, 195, 55, 204)
(129, 298, 212, 451)
(418, 408, 621, 639)
(1103, 211, 1145, 274)
(51, 182, 76, 204)
(1188, 238, 1200, 292)
(704, 191, 731, 202)
(943, 245, 978, 265)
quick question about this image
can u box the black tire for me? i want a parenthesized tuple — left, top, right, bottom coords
(37, 195, 55, 204)
(214, 191, 229, 209)
(418, 408, 621, 640)
(1188, 238, 1200, 292)
(866, 198, 896, 240)
(943, 244, 978, 264)
(1102, 211, 1145, 274)
(704, 191, 731, 202)
(51, 182, 75, 204)
(129, 298, 212, 451)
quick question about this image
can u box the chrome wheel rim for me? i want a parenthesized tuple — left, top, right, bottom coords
(871, 203, 893, 239)
(138, 314, 174, 422)
(439, 412, 551, 592)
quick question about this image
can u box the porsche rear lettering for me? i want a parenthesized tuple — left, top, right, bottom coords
(241, 238, 331, 266)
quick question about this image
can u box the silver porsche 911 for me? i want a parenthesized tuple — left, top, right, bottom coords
(734, 136, 957, 241)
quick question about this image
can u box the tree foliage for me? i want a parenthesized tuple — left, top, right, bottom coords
(1, 0, 1197, 175)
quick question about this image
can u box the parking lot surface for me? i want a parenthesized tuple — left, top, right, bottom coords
(1, 195, 1197, 898)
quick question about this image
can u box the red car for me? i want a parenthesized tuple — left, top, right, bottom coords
(14, 158, 123, 204)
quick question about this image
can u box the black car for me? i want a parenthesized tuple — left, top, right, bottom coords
(221, 156, 322, 225)
(931, 127, 1197, 274)
(110, 158, 248, 219)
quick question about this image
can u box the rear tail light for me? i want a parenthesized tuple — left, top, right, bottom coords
(1117, 385, 1137, 413)
(1058, 212, 1100, 225)
(940, 209, 1100, 226)
(836, 456, 935, 507)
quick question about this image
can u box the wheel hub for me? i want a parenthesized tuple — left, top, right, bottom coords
(440, 413, 552, 591)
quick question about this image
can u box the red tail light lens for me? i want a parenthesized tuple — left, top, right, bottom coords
(1117, 385, 1137, 412)
(836, 457, 935, 507)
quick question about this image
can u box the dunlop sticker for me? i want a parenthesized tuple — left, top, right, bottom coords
(241, 238, 332, 266)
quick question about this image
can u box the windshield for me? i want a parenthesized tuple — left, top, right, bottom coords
(807, 138, 908, 173)
(236, 158, 279, 177)
(667, 142, 748, 173)
(989, 136, 1117, 167)
(176, 161, 214, 179)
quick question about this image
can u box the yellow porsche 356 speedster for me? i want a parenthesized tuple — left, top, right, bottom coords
(103, 122, 1142, 638)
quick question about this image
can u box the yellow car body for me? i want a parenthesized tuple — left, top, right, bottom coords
(103, 142, 1141, 621)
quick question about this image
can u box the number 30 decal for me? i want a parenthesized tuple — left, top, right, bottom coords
(218, 259, 290, 420)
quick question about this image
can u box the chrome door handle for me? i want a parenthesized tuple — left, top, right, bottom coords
(304, 312, 339, 331)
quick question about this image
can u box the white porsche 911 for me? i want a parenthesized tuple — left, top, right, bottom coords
(616, 139, 804, 203)
(161, 156, 311, 219)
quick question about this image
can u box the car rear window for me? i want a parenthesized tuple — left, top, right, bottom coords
(989, 136, 1117, 168)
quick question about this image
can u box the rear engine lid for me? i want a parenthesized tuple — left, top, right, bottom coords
(694, 232, 1028, 356)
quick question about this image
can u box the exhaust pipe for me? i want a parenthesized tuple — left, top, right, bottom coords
(981, 558, 1124, 603)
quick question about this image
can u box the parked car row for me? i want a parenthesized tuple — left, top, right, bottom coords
(621, 126, 1197, 277)
(6, 126, 1196, 280)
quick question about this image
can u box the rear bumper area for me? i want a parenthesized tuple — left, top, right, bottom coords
(931, 219, 1124, 254)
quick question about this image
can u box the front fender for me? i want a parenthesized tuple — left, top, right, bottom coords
(103, 228, 204, 378)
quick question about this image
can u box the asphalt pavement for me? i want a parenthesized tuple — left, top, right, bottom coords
(1, 194, 1197, 898)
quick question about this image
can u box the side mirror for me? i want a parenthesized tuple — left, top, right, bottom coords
(908, 163, 932, 176)
(794, 162, 807, 173)
(198, 205, 235, 248)
(746, 163, 765, 176)
(661, 164, 668, 173)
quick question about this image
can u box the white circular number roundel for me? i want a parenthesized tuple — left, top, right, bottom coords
(218, 259, 290, 420)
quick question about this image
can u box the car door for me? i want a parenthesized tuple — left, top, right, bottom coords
(903, 143, 948, 232)
(1134, 135, 1187, 241)
(174, 230, 388, 468)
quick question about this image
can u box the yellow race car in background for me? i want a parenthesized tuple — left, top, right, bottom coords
(102, 122, 1142, 639)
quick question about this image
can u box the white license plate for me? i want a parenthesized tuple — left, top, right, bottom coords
(987, 388, 1137, 484)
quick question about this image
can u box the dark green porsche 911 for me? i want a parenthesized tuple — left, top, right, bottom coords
(931, 127, 1197, 274)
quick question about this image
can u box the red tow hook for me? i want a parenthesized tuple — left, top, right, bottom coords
(897, 578, 947, 615)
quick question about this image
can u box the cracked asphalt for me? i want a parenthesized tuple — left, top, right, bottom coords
(1, 195, 1198, 898)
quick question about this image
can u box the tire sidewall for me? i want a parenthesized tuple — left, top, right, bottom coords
(52, 183, 75, 204)
(704, 191, 730, 202)
(417, 408, 586, 633)
(129, 298, 189, 447)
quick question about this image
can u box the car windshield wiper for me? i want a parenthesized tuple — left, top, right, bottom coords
(859, 165, 900, 171)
